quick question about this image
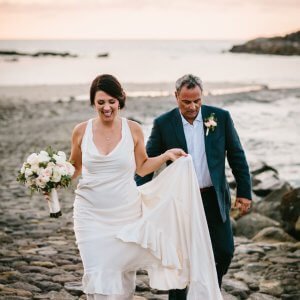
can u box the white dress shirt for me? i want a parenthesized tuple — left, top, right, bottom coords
(180, 109, 213, 188)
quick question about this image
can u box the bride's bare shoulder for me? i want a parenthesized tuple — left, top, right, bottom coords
(127, 119, 142, 131)
(127, 119, 143, 135)
(72, 121, 89, 137)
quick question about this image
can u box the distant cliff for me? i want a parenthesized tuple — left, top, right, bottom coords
(230, 31, 300, 56)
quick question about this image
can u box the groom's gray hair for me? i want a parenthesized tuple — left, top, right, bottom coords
(175, 74, 203, 93)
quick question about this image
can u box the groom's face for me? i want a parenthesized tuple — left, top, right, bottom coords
(175, 85, 202, 124)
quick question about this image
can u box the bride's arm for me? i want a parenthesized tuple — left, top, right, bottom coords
(129, 121, 186, 177)
(69, 122, 87, 179)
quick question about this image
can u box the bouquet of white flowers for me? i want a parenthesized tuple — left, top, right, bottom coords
(17, 147, 75, 218)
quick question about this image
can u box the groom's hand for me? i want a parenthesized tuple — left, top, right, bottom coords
(234, 197, 251, 215)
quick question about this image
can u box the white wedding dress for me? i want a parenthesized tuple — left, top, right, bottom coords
(73, 118, 222, 300)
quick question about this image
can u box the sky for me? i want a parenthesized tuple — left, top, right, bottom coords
(0, 0, 299, 40)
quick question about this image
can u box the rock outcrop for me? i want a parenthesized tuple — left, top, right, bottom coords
(235, 213, 280, 239)
(230, 31, 300, 56)
(280, 188, 300, 239)
(0, 50, 78, 58)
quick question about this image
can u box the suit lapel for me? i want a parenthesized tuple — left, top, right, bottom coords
(172, 108, 188, 153)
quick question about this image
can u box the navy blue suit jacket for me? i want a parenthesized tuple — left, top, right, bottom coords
(135, 105, 252, 222)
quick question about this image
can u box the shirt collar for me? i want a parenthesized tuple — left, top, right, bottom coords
(180, 108, 202, 126)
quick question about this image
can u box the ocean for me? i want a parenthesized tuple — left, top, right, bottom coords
(0, 39, 300, 88)
(0, 40, 299, 187)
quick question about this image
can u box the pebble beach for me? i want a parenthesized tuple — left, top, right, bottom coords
(0, 84, 299, 300)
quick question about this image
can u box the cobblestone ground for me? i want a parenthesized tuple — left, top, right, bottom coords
(0, 99, 299, 299)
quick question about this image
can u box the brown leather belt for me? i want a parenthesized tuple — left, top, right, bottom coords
(200, 186, 213, 193)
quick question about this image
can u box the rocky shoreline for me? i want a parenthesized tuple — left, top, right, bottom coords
(0, 51, 109, 61)
(229, 31, 300, 56)
(0, 93, 299, 299)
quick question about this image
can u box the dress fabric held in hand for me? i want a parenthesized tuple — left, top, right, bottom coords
(73, 117, 222, 300)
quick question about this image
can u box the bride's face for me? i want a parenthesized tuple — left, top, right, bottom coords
(94, 90, 120, 122)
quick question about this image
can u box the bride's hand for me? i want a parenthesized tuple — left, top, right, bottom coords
(165, 149, 187, 161)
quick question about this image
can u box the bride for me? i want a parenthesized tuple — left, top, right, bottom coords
(70, 74, 222, 300)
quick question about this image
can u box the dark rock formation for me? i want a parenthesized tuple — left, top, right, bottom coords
(252, 227, 296, 243)
(253, 183, 292, 223)
(280, 188, 300, 239)
(229, 31, 300, 56)
(235, 213, 280, 239)
(250, 161, 278, 176)
(252, 166, 288, 197)
(0, 50, 78, 58)
(33, 51, 78, 58)
(96, 52, 109, 58)
(229, 161, 287, 197)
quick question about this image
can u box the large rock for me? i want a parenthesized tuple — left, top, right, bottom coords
(35, 280, 62, 291)
(252, 169, 286, 197)
(0, 50, 78, 58)
(252, 227, 296, 243)
(34, 289, 76, 299)
(247, 292, 279, 300)
(233, 271, 261, 290)
(8, 281, 41, 293)
(0, 283, 32, 297)
(281, 294, 300, 300)
(52, 273, 77, 283)
(250, 161, 278, 176)
(64, 282, 84, 296)
(253, 183, 292, 223)
(280, 188, 300, 239)
(235, 213, 280, 239)
(222, 278, 250, 299)
(222, 291, 239, 299)
(259, 280, 284, 297)
(228, 161, 280, 194)
(229, 31, 300, 56)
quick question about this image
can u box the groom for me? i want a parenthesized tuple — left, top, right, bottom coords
(135, 74, 252, 299)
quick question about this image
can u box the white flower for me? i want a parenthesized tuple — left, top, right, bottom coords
(40, 150, 49, 156)
(47, 162, 55, 169)
(205, 119, 216, 127)
(57, 164, 67, 176)
(204, 113, 217, 136)
(35, 177, 46, 188)
(38, 151, 50, 163)
(40, 174, 50, 184)
(53, 154, 65, 164)
(57, 151, 67, 161)
(30, 164, 40, 174)
(65, 162, 75, 176)
(52, 167, 62, 183)
(41, 167, 52, 178)
(24, 168, 33, 178)
(27, 153, 39, 165)
(25, 178, 35, 188)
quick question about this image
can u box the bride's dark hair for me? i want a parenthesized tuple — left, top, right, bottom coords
(90, 74, 126, 108)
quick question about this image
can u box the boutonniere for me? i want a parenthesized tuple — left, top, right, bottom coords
(204, 113, 217, 136)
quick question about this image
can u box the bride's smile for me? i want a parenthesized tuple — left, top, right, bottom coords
(94, 90, 120, 122)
